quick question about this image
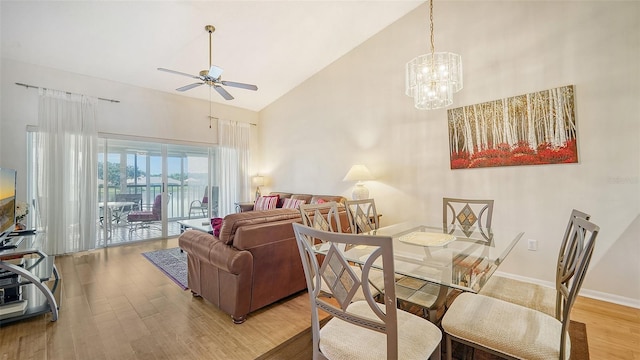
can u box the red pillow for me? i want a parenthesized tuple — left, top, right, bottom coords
(316, 198, 327, 204)
(210, 217, 223, 237)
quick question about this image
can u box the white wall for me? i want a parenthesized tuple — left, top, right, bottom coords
(1, 58, 260, 201)
(259, 1, 640, 306)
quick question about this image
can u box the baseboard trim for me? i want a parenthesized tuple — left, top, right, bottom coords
(493, 271, 640, 309)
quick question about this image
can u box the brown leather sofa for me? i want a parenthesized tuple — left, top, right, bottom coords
(178, 194, 347, 324)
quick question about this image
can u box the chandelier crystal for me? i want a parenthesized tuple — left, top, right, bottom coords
(405, 0, 462, 110)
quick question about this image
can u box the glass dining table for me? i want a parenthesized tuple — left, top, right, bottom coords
(312, 221, 524, 294)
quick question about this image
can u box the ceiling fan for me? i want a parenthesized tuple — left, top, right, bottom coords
(158, 25, 258, 100)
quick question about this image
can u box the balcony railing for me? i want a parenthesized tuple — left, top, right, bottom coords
(98, 184, 209, 220)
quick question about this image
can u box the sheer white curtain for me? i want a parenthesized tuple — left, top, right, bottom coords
(217, 119, 251, 217)
(36, 89, 98, 255)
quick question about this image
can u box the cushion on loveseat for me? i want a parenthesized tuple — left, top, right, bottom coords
(218, 208, 301, 245)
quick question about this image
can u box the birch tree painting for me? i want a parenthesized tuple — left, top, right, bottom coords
(448, 85, 578, 169)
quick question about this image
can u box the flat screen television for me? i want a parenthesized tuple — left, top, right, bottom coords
(0, 168, 17, 242)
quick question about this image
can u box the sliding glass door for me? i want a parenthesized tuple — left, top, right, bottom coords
(97, 138, 216, 246)
(26, 132, 217, 248)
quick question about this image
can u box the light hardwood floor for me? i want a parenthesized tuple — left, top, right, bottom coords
(1, 238, 639, 360)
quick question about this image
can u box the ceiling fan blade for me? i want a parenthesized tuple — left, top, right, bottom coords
(208, 65, 224, 80)
(214, 85, 234, 100)
(158, 67, 201, 80)
(176, 83, 204, 92)
(221, 81, 258, 91)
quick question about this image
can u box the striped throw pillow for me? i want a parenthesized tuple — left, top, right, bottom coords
(282, 198, 306, 209)
(254, 195, 279, 210)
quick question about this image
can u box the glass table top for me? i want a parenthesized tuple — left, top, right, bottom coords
(312, 222, 524, 293)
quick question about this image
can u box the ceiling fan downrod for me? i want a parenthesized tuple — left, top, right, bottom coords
(205, 25, 215, 69)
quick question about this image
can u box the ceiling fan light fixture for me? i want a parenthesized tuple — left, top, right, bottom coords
(208, 65, 224, 80)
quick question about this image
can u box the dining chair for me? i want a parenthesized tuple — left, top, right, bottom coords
(394, 197, 494, 324)
(479, 209, 590, 316)
(299, 201, 344, 234)
(292, 223, 442, 360)
(443, 198, 494, 239)
(299, 201, 385, 300)
(345, 198, 379, 234)
(441, 216, 599, 360)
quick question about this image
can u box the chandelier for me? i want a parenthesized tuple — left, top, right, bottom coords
(405, 0, 463, 110)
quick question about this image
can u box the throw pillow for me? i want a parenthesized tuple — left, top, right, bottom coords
(210, 217, 223, 237)
(316, 198, 327, 204)
(282, 198, 306, 209)
(254, 195, 279, 210)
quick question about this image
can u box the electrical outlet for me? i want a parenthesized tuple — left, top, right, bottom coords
(527, 239, 538, 251)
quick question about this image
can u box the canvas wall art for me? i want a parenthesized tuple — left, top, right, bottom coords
(447, 85, 577, 169)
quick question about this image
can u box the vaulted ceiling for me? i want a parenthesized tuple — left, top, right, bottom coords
(1, 1, 422, 111)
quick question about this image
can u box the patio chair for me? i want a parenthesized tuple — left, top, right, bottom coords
(127, 194, 162, 236)
(112, 193, 143, 224)
(189, 186, 219, 218)
(441, 216, 599, 360)
(292, 223, 442, 359)
(115, 193, 143, 211)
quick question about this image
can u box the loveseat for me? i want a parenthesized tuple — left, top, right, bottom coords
(178, 193, 348, 324)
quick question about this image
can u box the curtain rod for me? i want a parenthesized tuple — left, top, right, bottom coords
(208, 115, 256, 126)
(15, 82, 120, 103)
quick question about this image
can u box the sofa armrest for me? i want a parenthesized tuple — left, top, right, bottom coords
(178, 230, 252, 275)
(237, 202, 256, 212)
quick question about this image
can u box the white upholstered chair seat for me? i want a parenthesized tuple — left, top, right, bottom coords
(479, 275, 556, 316)
(321, 300, 442, 360)
(442, 292, 570, 360)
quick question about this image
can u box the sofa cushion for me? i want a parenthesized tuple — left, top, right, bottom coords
(254, 195, 279, 210)
(219, 208, 301, 245)
(311, 195, 347, 204)
(282, 198, 306, 209)
(291, 194, 313, 204)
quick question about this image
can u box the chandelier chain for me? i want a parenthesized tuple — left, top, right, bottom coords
(429, 0, 435, 57)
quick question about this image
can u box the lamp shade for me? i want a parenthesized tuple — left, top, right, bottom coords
(252, 175, 265, 186)
(343, 165, 373, 182)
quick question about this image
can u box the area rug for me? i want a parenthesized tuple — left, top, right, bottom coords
(141, 247, 188, 290)
(258, 319, 589, 360)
